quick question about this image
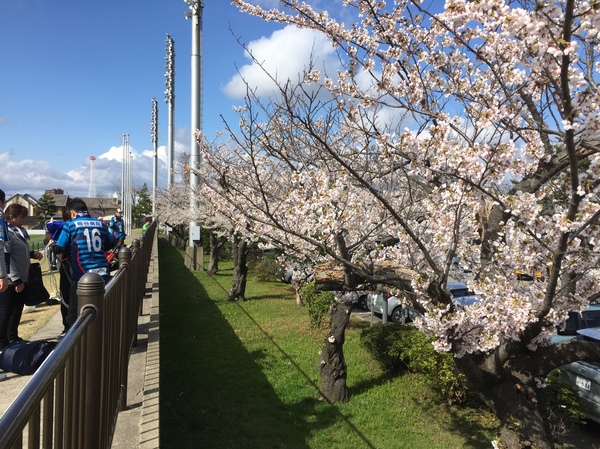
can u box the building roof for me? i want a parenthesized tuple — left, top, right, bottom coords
(6, 193, 38, 207)
(51, 194, 70, 208)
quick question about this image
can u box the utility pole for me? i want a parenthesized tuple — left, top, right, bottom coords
(184, 0, 203, 269)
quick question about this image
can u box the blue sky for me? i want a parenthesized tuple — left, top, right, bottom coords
(0, 0, 340, 199)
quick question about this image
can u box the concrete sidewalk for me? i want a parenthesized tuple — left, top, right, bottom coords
(0, 236, 160, 448)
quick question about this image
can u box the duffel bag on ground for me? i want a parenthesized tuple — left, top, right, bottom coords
(0, 340, 58, 375)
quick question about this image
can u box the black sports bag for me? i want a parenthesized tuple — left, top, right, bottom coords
(0, 340, 57, 375)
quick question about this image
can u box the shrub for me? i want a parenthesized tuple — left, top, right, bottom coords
(300, 281, 334, 328)
(360, 323, 468, 404)
(252, 257, 284, 283)
(545, 369, 586, 435)
(248, 250, 285, 283)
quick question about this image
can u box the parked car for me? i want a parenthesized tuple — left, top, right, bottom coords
(558, 327, 600, 424)
(281, 263, 313, 284)
(356, 294, 369, 311)
(446, 282, 480, 306)
(367, 291, 416, 323)
(367, 282, 480, 323)
(551, 304, 600, 343)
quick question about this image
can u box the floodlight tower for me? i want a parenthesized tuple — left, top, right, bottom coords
(151, 98, 158, 217)
(165, 34, 175, 187)
(121, 134, 133, 235)
(88, 156, 97, 198)
(184, 0, 203, 257)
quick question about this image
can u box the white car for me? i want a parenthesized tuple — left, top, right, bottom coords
(367, 282, 480, 323)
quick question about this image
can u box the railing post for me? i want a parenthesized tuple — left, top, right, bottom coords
(131, 238, 140, 254)
(118, 246, 133, 410)
(77, 272, 105, 449)
(119, 245, 132, 269)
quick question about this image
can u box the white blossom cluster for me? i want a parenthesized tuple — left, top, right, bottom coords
(189, 1, 600, 361)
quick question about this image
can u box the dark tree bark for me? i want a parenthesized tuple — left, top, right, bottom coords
(456, 361, 552, 449)
(318, 301, 352, 403)
(294, 281, 304, 307)
(164, 223, 188, 250)
(207, 232, 226, 276)
(227, 233, 248, 301)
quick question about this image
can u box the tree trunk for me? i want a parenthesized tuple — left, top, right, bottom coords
(294, 281, 304, 307)
(455, 355, 556, 449)
(483, 380, 553, 449)
(207, 232, 224, 276)
(314, 261, 417, 292)
(227, 233, 248, 301)
(165, 223, 188, 250)
(318, 301, 352, 403)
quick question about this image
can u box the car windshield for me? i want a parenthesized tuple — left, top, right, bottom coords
(560, 307, 600, 335)
(581, 309, 600, 328)
(450, 288, 474, 298)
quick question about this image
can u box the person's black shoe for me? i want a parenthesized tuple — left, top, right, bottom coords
(46, 298, 60, 306)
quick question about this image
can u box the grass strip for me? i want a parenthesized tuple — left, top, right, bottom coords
(159, 242, 497, 448)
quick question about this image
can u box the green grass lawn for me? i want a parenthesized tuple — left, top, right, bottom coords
(28, 234, 46, 252)
(159, 242, 498, 448)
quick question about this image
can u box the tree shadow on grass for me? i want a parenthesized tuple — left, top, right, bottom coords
(245, 293, 294, 301)
(162, 246, 505, 447)
(161, 244, 382, 448)
(408, 393, 499, 448)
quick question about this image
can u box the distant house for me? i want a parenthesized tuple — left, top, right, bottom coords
(5, 192, 121, 229)
(5, 194, 40, 229)
(48, 194, 121, 221)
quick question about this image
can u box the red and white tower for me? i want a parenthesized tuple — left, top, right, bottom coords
(88, 156, 97, 197)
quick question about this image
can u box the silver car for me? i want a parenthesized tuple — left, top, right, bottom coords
(367, 282, 480, 323)
(559, 328, 600, 424)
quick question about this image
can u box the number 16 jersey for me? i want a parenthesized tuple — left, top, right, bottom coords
(56, 214, 115, 281)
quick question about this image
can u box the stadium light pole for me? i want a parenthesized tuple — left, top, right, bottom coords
(121, 133, 127, 212)
(151, 98, 158, 217)
(164, 34, 175, 188)
(121, 134, 132, 236)
(184, 0, 203, 264)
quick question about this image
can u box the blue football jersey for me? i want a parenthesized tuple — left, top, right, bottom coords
(56, 213, 115, 281)
(0, 209, 9, 275)
(0, 209, 8, 242)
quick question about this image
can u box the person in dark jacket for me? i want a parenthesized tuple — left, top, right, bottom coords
(0, 204, 43, 348)
(0, 189, 10, 296)
(109, 208, 126, 249)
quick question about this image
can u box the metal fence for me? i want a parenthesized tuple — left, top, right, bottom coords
(0, 222, 157, 449)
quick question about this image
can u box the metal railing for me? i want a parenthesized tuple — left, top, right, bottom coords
(0, 222, 157, 449)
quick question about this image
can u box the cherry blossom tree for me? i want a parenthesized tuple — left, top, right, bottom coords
(195, 1, 600, 446)
(156, 165, 256, 301)
(154, 184, 192, 249)
(198, 75, 434, 400)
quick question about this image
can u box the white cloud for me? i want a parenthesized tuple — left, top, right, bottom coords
(0, 147, 170, 200)
(223, 25, 340, 99)
(98, 145, 127, 163)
